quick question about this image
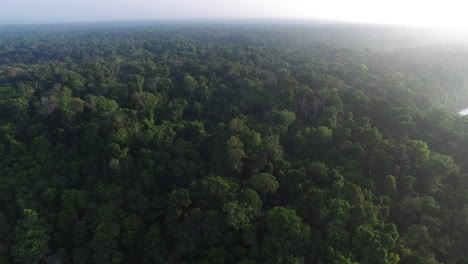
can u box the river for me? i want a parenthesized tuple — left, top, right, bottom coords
(459, 108, 468, 116)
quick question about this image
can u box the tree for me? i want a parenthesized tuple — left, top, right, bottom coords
(128, 74, 145, 93)
(265, 110, 296, 134)
(352, 225, 400, 264)
(11, 209, 49, 264)
(248, 173, 279, 196)
(383, 175, 397, 200)
(0, 212, 10, 264)
(263, 135, 284, 162)
(226, 136, 246, 175)
(261, 207, 311, 263)
(131, 92, 161, 120)
(183, 75, 198, 97)
(167, 98, 188, 121)
(89, 223, 122, 264)
(142, 224, 167, 263)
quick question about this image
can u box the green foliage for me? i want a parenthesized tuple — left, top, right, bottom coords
(226, 136, 247, 175)
(11, 210, 49, 264)
(261, 207, 311, 263)
(142, 224, 167, 263)
(0, 24, 467, 264)
(248, 173, 279, 196)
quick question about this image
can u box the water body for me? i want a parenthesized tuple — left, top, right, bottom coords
(459, 108, 468, 116)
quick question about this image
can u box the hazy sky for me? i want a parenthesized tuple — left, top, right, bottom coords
(1, 0, 468, 27)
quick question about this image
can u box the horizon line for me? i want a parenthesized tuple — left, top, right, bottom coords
(0, 17, 449, 30)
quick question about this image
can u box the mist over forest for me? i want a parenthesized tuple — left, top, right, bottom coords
(1, 21, 468, 264)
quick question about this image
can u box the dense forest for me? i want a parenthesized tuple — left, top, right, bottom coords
(1, 24, 468, 264)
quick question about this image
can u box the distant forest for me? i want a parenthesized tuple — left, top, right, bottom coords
(1, 24, 468, 264)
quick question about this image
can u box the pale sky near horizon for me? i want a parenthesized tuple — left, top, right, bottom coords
(1, 0, 467, 28)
